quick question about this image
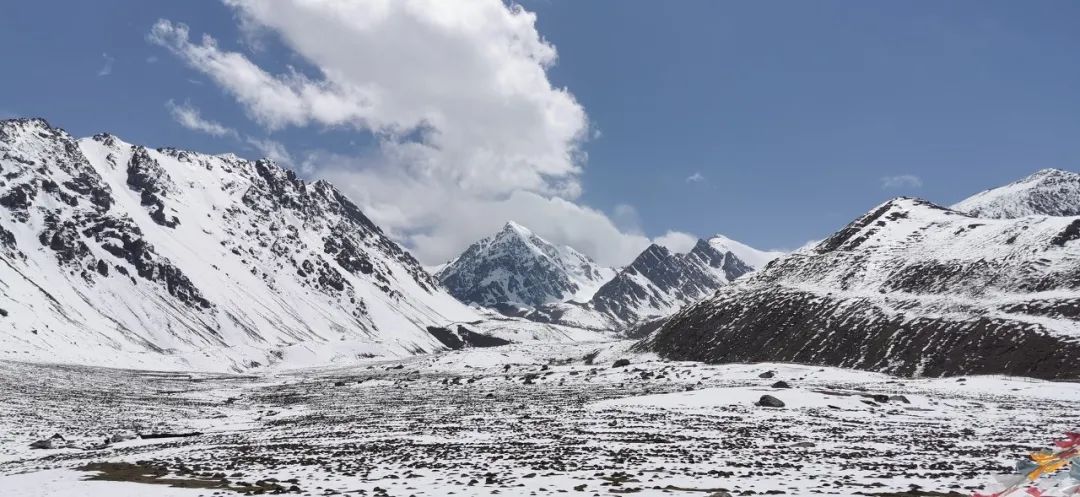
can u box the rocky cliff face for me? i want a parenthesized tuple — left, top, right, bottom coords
(0, 118, 481, 371)
(639, 196, 1080, 379)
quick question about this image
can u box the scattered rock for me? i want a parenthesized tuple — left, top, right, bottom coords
(755, 395, 785, 408)
(108, 431, 137, 443)
(612, 359, 631, 368)
(29, 433, 65, 449)
(771, 380, 791, 389)
(758, 371, 775, 379)
(890, 395, 911, 404)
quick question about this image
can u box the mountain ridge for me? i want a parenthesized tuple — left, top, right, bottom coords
(638, 194, 1080, 379)
(953, 168, 1080, 219)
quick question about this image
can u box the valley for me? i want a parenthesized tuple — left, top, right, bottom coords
(2, 342, 1077, 497)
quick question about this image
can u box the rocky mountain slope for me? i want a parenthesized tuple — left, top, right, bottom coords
(639, 194, 1080, 379)
(0, 118, 497, 371)
(527, 237, 758, 331)
(435, 221, 615, 308)
(953, 168, 1080, 218)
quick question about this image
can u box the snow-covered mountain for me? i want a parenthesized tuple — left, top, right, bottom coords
(707, 233, 784, 270)
(953, 168, 1080, 219)
(639, 195, 1080, 379)
(0, 118, 497, 371)
(526, 238, 758, 330)
(435, 221, 616, 308)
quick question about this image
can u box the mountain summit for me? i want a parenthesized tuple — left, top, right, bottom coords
(435, 221, 615, 308)
(953, 168, 1080, 219)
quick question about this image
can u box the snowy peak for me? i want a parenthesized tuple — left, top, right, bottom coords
(436, 221, 615, 307)
(815, 197, 963, 254)
(587, 238, 752, 324)
(0, 117, 482, 370)
(706, 233, 784, 270)
(953, 168, 1080, 219)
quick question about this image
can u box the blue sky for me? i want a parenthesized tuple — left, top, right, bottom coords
(2, 1, 1080, 264)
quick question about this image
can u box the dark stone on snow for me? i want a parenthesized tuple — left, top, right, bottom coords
(612, 358, 631, 368)
(755, 395, 785, 408)
(426, 325, 511, 350)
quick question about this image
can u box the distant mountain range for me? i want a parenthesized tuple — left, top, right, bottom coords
(437, 223, 781, 331)
(6, 117, 1080, 380)
(639, 168, 1080, 379)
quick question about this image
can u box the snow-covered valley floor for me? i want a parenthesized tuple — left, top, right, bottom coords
(1, 341, 1078, 497)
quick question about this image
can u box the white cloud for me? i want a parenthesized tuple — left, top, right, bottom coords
(653, 231, 699, 254)
(686, 172, 705, 183)
(165, 100, 239, 138)
(246, 137, 294, 166)
(150, 1, 659, 265)
(97, 53, 114, 77)
(880, 174, 923, 189)
(611, 203, 643, 234)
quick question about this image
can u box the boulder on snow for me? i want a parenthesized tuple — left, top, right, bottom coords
(29, 433, 65, 449)
(755, 395, 785, 408)
(612, 359, 631, 368)
(758, 371, 775, 379)
(108, 431, 137, 443)
(770, 380, 791, 389)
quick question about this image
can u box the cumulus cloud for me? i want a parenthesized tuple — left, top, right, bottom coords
(880, 174, 923, 189)
(166, 100, 239, 138)
(653, 231, 699, 254)
(150, 0, 660, 265)
(686, 172, 705, 183)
